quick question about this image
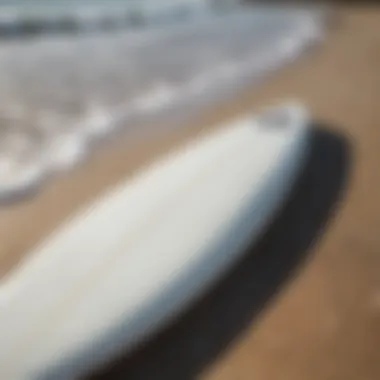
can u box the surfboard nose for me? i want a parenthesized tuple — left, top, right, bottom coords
(256, 101, 309, 132)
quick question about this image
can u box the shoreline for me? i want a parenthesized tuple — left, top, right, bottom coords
(0, 9, 323, 207)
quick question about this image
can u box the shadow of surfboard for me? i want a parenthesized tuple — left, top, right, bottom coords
(87, 122, 353, 380)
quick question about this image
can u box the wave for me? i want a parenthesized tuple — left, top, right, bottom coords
(0, 7, 327, 202)
(0, 0, 237, 38)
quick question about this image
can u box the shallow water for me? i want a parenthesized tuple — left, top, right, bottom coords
(0, 6, 326, 202)
(0, 0, 232, 37)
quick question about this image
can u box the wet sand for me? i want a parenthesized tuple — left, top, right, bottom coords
(0, 5, 379, 380)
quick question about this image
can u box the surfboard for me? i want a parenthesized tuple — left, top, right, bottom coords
(0, 101, 311, 380)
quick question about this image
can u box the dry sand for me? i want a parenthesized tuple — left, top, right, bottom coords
(0, 5, 379, 380)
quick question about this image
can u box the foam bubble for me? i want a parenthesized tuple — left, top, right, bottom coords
(81, 104, 115, 140)
(131, 83, 177, 114)
(45, 131, 88, 173)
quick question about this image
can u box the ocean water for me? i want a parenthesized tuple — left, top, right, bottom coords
(0, 0, 238, 36)
(0, 4, 326, 202)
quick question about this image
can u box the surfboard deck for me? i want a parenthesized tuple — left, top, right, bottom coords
(0, 102, 311, 380)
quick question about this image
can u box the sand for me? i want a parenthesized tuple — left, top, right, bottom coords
(0, 5, 379, 380)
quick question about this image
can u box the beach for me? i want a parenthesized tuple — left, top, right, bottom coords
(0, 5, 379, 380)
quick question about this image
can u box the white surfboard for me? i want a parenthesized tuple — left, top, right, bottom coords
(0, 102, 310, 380)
